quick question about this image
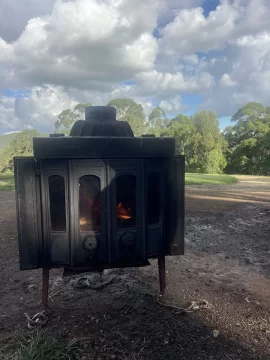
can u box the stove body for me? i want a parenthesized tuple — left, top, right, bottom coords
(14, 106, 184, 299)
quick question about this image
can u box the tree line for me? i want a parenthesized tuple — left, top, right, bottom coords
(0, 99, 269, 175)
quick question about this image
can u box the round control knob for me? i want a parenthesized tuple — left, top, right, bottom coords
(82, 236, 98, 252)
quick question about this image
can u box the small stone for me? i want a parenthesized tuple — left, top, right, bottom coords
(111, 355, 116, 359)
(96, 319, 100, 324)
(213, 330, 220, 338)
(91, 317, 96, 322)
(82, 356, 88, 360)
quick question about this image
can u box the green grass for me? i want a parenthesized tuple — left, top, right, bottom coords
(0, 172, 239, 191)
(185, 173, 239, 185)
(1, 332, 80, 360)
(0, 173, 15, 191)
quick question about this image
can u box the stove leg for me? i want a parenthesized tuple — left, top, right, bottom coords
(158, 256, 166, 296)
(42, 268, 49, 308)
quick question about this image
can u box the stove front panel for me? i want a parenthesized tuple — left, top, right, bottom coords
(144, 158, 166, 257)
(107, 159, 144, 264)
(69, 159, 107, 267)
(40, 160, 70, 265)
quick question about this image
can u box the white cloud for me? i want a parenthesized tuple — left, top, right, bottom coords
(1, 0, 270, 133)
(159, 0, 270, 56)
(0, 0, 56, 42)
(160, 95, 187, 114)
(0, 0, 159, 91)
(137, 69, 215, 94)
(0, 97, 18, 132)
(219, 73, 237, 87)
(159, 1, 240, 56)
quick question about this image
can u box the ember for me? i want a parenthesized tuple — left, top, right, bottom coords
(117, 202, 132, 220)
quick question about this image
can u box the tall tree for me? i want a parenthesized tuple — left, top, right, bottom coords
(231, 102, 269, 123)
(225, 102, 270, 175)
(55, 103, 92, 135)
(0, 130, 40, 173)
(147, 106, 168, 135)
(191, 111, 226, 173)
(165, 114, 195, 160)
(107, 98, 146, 136)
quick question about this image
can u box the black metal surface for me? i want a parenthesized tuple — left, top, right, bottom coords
(14, 158, 40, 270)
(69, 159, 107, 267)
(33, 137, 175, 159)
(15, 106, 185, 277)
(108, 159, 144, 263)
(169, 156, 185, 255)
(70, 106, 134, 137)
(40, 160, 70, 265)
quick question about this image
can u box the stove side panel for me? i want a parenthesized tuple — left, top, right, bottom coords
(169, 155, 185, 255)
(14, 157, 40, 270)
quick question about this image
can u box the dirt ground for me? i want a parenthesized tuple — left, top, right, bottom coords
(0, 176, 270, 359)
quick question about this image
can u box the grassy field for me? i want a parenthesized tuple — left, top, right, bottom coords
(0, 172, 239, 191)
(0, 173, 15, 191)
(185, 173, 239, 185)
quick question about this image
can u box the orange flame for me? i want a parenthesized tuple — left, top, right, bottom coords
(117, 202, 132, 220)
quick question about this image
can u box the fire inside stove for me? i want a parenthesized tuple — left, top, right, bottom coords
(79, 201, 134, 230)
(117, 202, 132, 220)
(78, 173, 136, 232)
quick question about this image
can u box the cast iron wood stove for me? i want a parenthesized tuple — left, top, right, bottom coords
(14, 106, 184, 307)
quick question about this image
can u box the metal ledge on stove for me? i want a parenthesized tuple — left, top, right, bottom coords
(33, 136, 175, 158)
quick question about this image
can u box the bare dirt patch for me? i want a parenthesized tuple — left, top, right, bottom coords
(0, 177, 270, 359)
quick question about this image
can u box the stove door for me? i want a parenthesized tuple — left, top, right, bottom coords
(69, 160, 107, 267)
(107, 159, 144, 265)
(40, 160, 70, 265)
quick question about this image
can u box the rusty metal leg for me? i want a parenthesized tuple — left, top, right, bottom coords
(42, 268, 49, 308)
(158, 256, 166, 296)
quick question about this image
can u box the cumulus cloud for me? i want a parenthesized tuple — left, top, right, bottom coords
(1, 0, 270, 133)
(159, 0, 270, 56)
(219, 73, 237, 87)
(137, 70, 215, 94)
(0, 0, 159, 91)
(0, 0, 56, 42)
(159, 1, 240, 55)
(160, 95, 187, 114)
(0, 86, 75, 134)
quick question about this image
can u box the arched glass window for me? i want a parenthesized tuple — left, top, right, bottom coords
(147, 172, 160, 225)
(49, 175, 66, 231)
(116, 174, 136, 229)
(79, 175, 101, 232)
